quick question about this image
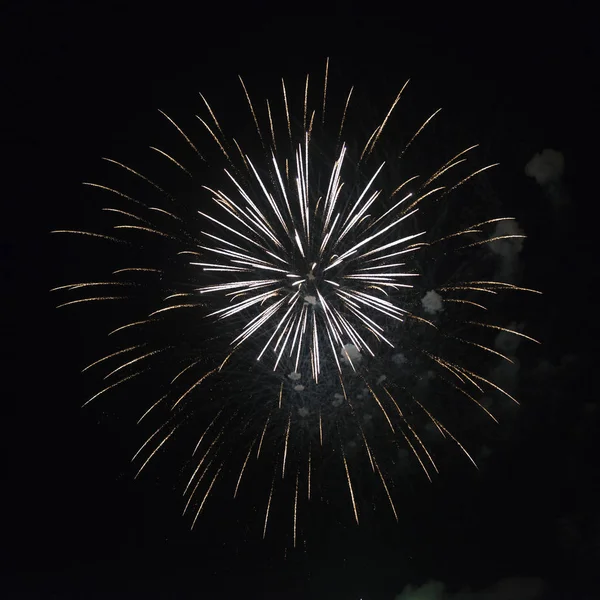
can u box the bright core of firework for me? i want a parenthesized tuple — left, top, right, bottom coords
(195, 138, 423, 380)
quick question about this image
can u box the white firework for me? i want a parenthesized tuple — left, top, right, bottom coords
(52, 60, 540, 540)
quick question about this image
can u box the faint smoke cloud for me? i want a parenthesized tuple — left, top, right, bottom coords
(394, 576, 546, 599)
(488, 219, 525, 282)
(525, 148, 569, 210)
(421, 290, 444, 315)
(340, 343, 362, 366)
(493, 321, 525, 355)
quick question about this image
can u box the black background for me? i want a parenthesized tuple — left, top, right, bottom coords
(2, 6, 598, 599)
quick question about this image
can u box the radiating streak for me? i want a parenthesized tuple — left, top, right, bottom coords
(171, 368, 218, 410)
(307, 447, 312, 500)
(402, 428, 433, 482)
(452, 383, 499, 424)
(210, 290, 283, 323)
(439, 285, 498, 294)
(400, 108, 443, 159)
(52, 281, 135, 292)
(337, 86, 353, 147)
(51, 229, 124, 244)
(398, 187, 445, 216)
(244, 158, 289, 238)
(113, 267, 162, 274)
(281, 79, 292, 145)
(342, 450, 359, 525)
(338, 163, 386, 237)
(459, 234, 526, 250)
(232, 137, 251, 172)
(437, 422, 478, 469)
(254, 298, 298, 360)
(365, 384, 395, 432)
(361, 79, 409, 160)
(171, 358, 203, 384)
(257, 416, 270, 459)
(338, 289, 406, 320)
(356, 422, 374, 471)
(198, 279, 279, 295)
(104, 348, 168, 379)
(263, 476, 275, 539)
(183, 457, 216, 516)
(134, 426, 178, 479)
(329, 214, 419, 264)
(467, 280, 540, 293)
(191, 464, 223, 530)
(102, 158, 168, 197)
(82, 371, 142, 408)
(374, 459, 398, 522)
(197, 247, 285, 273)
(445, 361, 483, 392)
(83, 182, 145, 206)
(137, 394, 167, 425)
(387, 390, 440, 478)
(234, 439, 256, 498)
(430, 228, 481, 245)
(405, 419, 439, 476)
(102, 208, 150, 223)
(362, 245, 421, 264)
(203, 181, 282, 248)
(196, 116, 230, 161)
(198, 205, 268, 251)
(56, 296, 127, 308)
(319, 410, 323, 446)
(186, 431, 224, 497)
(192, 410, 225, 458)
(422, 143, 477, 188)
(323, 146, 346, 230)
(149, 303, 203, 316)
(150, 146, 192, 177)
(149, 206, 182, 221)
(272, 151, 294, 225)
(321, 57, 329, 126)
(303, 74, 309, 133)
(201, 230, 260, 255)
(426, 352, 467, 385)
(293, 470, 299, 547)
(266, 99, 278, 156)
(82, 344, 144, 372)
(108, 319, 151, 336)
(444, 163, 499, 196)
(405, 313, 437, 329)
(345, 272, 418, 280)
(239, 75, 264, 147)
(274, 320, 294, 371)
(359, 262, 406, 272)
(282, 414, 291, 479)
(199, 92, 226, 139)
(467, 321, 541, 344)
(459, 366, 519, 405)
(453, 336, 514, 363)
(158, 109, 203, 159)
(444, 298, 488, 310)
(114, 225, 177, 240)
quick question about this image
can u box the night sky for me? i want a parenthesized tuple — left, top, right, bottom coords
(3, 7, 599, 600)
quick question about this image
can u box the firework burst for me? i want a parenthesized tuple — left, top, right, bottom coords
(53, 60, 539, 544)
